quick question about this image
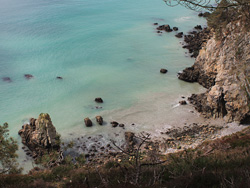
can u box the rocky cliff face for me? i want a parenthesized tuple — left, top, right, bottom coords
(179, 20, 250, 123)
(18, 113, 60, 158)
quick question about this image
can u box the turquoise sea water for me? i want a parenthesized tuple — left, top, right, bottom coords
(0, 0, 206, 142)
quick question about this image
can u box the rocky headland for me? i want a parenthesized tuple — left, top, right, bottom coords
(179, 20, 250, 123)
(18, 113, 61, 162)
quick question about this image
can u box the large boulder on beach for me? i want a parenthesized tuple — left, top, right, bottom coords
(84, 117, 93, 127)
(96, 116, 103, 125)
(18, 113, 60, 158)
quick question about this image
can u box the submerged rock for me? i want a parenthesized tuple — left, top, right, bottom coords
(24, 74, 34, 79)
(2, 77, 12, 82)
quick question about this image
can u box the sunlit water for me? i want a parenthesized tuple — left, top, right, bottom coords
(0, 0, 207, 172)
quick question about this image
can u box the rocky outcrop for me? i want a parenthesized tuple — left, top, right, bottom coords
(182, 27, 212, 58)
(18, 113, 60, 158)
(125, 132, 136, 151)
(179, 20, 250, 123)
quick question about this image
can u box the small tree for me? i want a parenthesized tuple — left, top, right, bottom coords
(0, 123, 22, 174)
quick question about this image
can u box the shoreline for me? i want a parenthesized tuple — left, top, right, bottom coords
(17, 15, 249, 174)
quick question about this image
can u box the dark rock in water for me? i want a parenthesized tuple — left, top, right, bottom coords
(175, 32, 183, 38)
(157, 24, 172, 32)
(95, 98, 103, 103)
(96, 116, 103, 125)
(198, 12, 204, 17)
(160, 69, 168, 74)
(153, 22, 158, 25)
(194, 25, 202, 30)
(18, 113, 60, 160)
(157, 31, 162, 34)
(198, 12, 210, 17)
(2, 77, 12, 82)
(189, 31, 197, 35)
(173, 27, 178, 31)
(119, 124, 125, 128)
(84, 117, 92, 127)
(56, 76, 63, 80)
(24, 74, 34, 79)
(179, 100, 187, 105)
(110, 121, 119, 127)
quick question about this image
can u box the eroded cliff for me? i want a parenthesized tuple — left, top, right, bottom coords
(179, 20, 250, 123)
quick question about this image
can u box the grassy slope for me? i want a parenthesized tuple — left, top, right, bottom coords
(1, 126, 250, 188)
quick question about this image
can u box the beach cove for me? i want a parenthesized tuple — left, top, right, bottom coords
(0, 0, 224, 172)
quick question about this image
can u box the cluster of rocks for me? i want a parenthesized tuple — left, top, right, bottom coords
(160, 123, 223, 149)
(62, 134, 119, 164)
(2, 74, 63, 83)
(84, 98, 125, 128)
(18, 113, 61, 159)
(62, 131, 137, 165)
(182, 27, 212, 58)
(155, 24, 178, 33)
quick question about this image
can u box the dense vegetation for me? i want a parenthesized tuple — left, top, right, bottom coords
(0, 123, 22, 174)
(1, 126, 250, 187)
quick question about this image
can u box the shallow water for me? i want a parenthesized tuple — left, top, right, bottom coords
(0, 0, 207, 172)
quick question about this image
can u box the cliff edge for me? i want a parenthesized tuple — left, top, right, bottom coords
(179, 20, 250, 123)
